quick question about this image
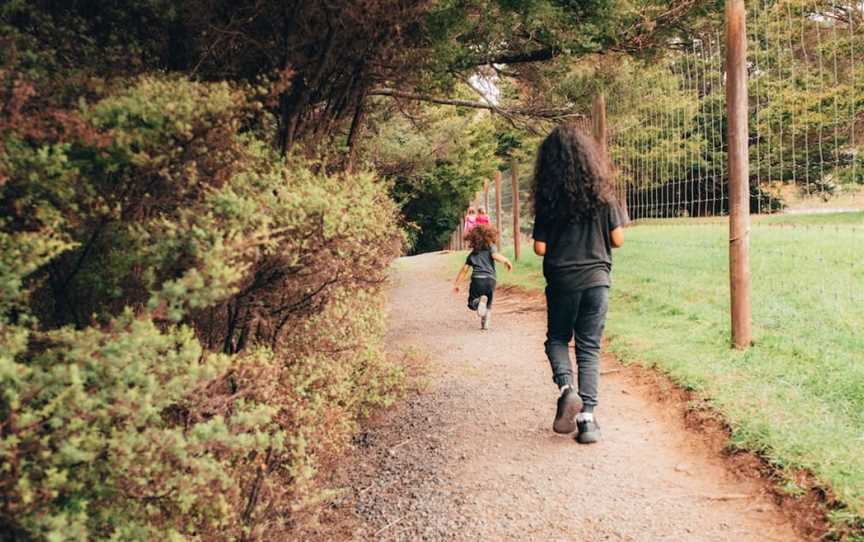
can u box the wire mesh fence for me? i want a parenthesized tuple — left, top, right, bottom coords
(604, 0, 863, 341)
(448, 0, 863, 354)
(609, 0, 862, 219)
(453, 166, 532, 252)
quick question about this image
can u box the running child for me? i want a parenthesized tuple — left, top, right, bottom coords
(476, 207, 491, 226)
(452, 224, 512, 330)
(531, 124, 626, 444)
(463, 206, 478, 233)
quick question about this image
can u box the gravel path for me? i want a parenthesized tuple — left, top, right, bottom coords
(310, 252, 805, 541)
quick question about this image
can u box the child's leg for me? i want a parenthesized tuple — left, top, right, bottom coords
(479, 279, 495, 329)
(544, 286, 580, 388)
(484, 279, 495, 309)
(467, 278, 481, 310)
(572, 286, 609, 412)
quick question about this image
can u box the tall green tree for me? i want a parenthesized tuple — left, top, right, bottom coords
(362, 105, 497, 252)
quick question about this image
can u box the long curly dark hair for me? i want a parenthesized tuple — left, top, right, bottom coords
(531, 123, 616, 224)
(464, 224, 497, 251)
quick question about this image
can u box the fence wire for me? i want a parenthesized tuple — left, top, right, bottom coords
(604, 0, 863, 334)
(611, 1, 862, 215)
(451, 1, 862, 359)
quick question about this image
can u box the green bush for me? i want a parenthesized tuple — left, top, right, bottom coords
(1, 77, 403, 540)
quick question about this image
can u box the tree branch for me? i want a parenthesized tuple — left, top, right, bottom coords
(369, 89, 500, 110)
(454, 72, 517, 128)
(368, 88, 585, 121)
(459, 0, 705, 66)
(485, 47, 561, 65)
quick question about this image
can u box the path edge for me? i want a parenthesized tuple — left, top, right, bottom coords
(502, 284, 862, 541)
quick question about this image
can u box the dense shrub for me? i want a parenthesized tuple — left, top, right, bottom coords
(0, 77, 403, 540)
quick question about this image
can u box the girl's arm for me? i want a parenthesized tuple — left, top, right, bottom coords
(533, 240, 547, 256)
(492, 252, 513, 271)
(610, 227, 624, 248)
(453, 264, 471, 292)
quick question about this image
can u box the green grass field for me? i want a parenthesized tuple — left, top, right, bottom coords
(453, 212, 864, 527)
(759, 210, 864, 227)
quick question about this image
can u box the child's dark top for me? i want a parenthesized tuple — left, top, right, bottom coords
(465, 245, 497, 280)
(532, 203, 626, 292)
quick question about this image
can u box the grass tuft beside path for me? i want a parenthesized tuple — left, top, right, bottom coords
(452, 212, 864, 527)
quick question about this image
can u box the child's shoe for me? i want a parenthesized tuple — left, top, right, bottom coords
(575, 412, 601, 444)
(477, 295, 488, 317)
(481, 310, 491, 330)
(553, 386, 582, 434)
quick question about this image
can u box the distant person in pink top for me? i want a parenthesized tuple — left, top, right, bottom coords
(476, 207, 491, 226)
(463, 206, 478, 233)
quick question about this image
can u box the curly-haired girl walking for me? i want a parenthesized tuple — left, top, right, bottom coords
(531, 124, 627, 444)
(452, 224, 512, 330)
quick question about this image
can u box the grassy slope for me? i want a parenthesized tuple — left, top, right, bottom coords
(453, 212, 864, 524)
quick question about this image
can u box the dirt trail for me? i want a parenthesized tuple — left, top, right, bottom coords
(311, 252, 805, 541)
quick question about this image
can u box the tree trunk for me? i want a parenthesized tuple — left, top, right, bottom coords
(345, 89, 368, 174)
(277, 21, 337, 156)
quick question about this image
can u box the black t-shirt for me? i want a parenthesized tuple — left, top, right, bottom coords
(465, 245, 496, 280)
(532, 203, 627, 292)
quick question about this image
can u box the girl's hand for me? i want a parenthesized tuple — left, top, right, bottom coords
(505, 261, 513, 272)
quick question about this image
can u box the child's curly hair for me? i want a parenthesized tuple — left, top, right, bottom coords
(464, 224, 497, 251)
(531, 123, 616, 224)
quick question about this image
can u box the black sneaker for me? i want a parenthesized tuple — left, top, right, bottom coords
(553, 387, 582, 434)
(576, 415, 601, 444)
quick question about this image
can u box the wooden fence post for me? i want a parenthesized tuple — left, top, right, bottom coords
(595, 95, 631, 220)
(483, 180, 490, 214)
(511, 159, 521, 261)
(726, 0, 752, 349)
(592, 92, 631, 219)
(494, 170, 503, 246)
(592, 93, 608, 155)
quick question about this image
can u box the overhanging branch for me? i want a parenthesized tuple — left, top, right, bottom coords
(485, 47, 561, 65)
(368, 88, 585, 121)
(368, 89, 498, 110)
(459, 0, 707, 67)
